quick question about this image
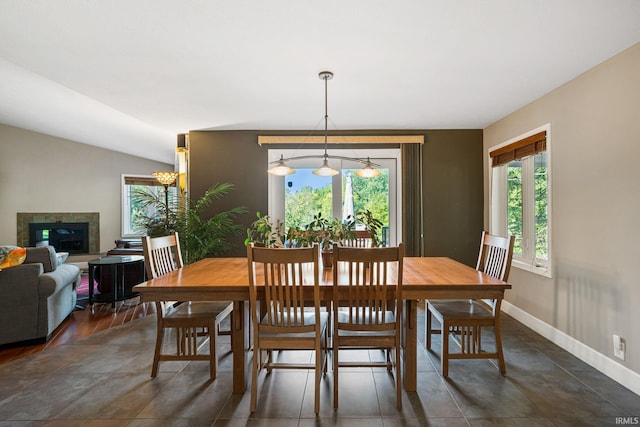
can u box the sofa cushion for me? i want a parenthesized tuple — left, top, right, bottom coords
(25, 246, 58, 272)
(56, 252, 69, 266)
(0, 246, 27, 270)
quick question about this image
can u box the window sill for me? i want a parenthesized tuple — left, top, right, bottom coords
(512, 259, 552, 279)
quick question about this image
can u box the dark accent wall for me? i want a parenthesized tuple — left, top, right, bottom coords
(189, 129, 483, 264)
(422, 130, 484, 266)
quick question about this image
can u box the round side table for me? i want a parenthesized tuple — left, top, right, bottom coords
(87, 255, 145, 311)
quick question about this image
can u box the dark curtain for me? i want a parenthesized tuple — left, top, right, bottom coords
(401, 143, 423, 256)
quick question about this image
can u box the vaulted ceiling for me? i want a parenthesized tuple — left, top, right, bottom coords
(1, 1, 639, 163)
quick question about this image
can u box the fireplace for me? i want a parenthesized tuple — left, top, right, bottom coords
(29, 222, 89, 254)
(17, 212, 100, 255)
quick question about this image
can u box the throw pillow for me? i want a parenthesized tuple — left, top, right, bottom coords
(0, 246, 27, 270)
(24, 246, 57, 272)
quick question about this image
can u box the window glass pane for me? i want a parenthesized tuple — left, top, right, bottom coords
(507, 160, 523, 256)
(345, 169, 390, 245)
(284, 169, 332, 231)
(270, 148, 399, 247)
(123, 182, 175, 236)
(534, 152, 548, 261)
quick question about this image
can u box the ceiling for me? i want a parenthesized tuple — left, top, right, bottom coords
(1, 1, 639, 164)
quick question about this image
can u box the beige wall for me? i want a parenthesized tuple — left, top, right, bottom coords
(0, 124, 172, 253)
(484, 43, 640, 375)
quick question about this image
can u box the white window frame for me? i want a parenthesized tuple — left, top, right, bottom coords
(489, 124, 552, 278)
(268, 148, 402, 247)
(121, 174, 171, 238)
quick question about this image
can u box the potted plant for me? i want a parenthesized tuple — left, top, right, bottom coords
(357, 209, 384, 247)
(244, 211, 285, 248)
(302, 212, 356, 268)
(133, 182, 247, 264)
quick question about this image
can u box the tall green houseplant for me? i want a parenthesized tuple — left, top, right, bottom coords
(133, 182, 246, 264)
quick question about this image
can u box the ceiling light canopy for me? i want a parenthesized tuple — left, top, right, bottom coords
(267, 71, 381, 178)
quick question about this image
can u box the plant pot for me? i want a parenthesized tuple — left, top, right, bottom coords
(321, 250, 333, 269)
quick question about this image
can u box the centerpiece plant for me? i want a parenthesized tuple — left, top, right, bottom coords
(245, 210, 383, 268)
(292, 212, 357, 267)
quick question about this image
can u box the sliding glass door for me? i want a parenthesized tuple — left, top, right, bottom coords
(268, 149, 401, 246)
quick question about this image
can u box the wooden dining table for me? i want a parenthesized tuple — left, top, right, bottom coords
(133, 256, 510, 394)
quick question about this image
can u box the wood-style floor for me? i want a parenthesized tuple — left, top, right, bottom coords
(0, 296, 153, 365)
(1, 297, 639, 424)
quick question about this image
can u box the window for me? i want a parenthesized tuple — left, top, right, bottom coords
(489, 125, 551, 277)
(268, 149, 401, 246)
(121, 175, 176, 237)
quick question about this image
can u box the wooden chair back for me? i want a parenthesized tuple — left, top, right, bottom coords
(476, 231, 515, 282)
(247, 243, 321, 334)
(332, 244, 404, 331)
(344, 230, 372, 248)
(141, 232, 184, 279)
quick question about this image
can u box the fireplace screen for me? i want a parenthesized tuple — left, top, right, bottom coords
(29, 222, 90, 254)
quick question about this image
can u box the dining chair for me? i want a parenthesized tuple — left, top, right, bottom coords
(142, 232, 233, 380)
(332, 243, 404, 410)
(425, 231, 515, 376)
(344, 230, 372, 247)
(246, 243, 328, 415)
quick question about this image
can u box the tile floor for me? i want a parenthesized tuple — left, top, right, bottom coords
(0, 305, 638, 426)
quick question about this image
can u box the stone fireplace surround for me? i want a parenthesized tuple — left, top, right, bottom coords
(17, 212, 100, 255)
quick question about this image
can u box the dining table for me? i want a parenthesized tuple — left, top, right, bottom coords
(133, 256, 510, 394)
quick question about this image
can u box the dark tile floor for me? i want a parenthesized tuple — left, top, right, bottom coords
(0, 304, 638, 426)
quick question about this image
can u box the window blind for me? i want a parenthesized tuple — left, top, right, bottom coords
(489, 131, 546, 167)
(124, 176, 173, 187)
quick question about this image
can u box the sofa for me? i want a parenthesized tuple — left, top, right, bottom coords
(0, 246, 81, 346)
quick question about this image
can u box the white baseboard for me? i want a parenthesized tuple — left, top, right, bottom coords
(502, 301, 640, 396)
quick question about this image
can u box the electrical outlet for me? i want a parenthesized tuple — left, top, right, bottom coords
(613, 334, 625, 360)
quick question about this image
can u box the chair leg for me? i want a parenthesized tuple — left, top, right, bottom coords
(495, 322, 507, 375)
(266, 350, 274, 373)
(322, 326, 329, 374)
(315, 335, 322, 415)
(395, 343, 402, 410)
(441, 320, 449, 377)
(333, 333, 339, 409)
(250, 345, 259, 412)
(209, 319, 218, 380)
(151, 302, 164, 378)
(425, 304, 432, 349)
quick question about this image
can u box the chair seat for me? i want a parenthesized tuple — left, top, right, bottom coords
(168, 301, 233, 320)
(259, 312, 328, 337)
(428, 299, 493, 319)
(336, 308, 396, 336)
(337, 308, 395, 324)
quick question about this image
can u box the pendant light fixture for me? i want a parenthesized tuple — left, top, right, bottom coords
(266, 71, 381, 177)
